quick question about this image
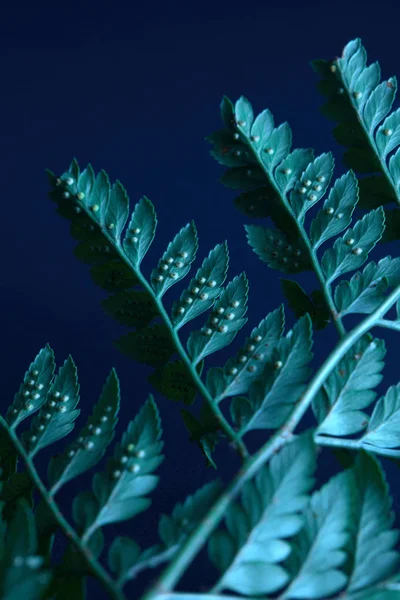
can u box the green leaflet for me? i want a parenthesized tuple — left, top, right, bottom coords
(170, 242, 229, 330)
(73, 395, 163, 541)
(321, 206, 385, 284)
(312, 38, 400, 241)
(21, 356, 80, 458)
(312, 335, 386, 437)
(282, 469, 353, 598)
(341, 452, 400, 594)
(102, 289, 158, 328)
(289, 152, 334, 221)
(114, 323, 176, 367)
(180, 401, 221, 469)
(187, 273, 249, 366)
(335, 256, 400, 317)
(360, 382, 400, 455)
(280, 279, 331, 330)
(6, 345, 56, 430)
(245, 224, 312, 274)
(122, 196, 157, 269)
(150, 222, 199, 299)
(148, 360, 204, 406)
(239, 315, 313, 434)
(47, 369, 120, 495)
(208, 431, 316, 596)
(0, 499, 51, 600)
(309, 170, 359, 251)
(205, 305, 285, 402)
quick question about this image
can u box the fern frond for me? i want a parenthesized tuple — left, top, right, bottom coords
(312, 38, 400, 241)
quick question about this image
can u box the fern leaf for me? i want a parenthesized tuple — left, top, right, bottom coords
(148, 360, 204, 406)
(321, 207, 385, 284)
(186, 273, 249, 366)
(89, 260, 140, 291)
(240, 315, 313, 433)
(245, 224, 312, 274)
(281, 279, 331, 330)
(335, 256, 400, 317)
(309, 170, 359, 251)
(170, 242, 229, 330)
(205, 305, 285, 402)
(180, 401, 221, 469)
(289, 152, 334, 221)
(208, 431, 316, 596)
(282, 469, 353, 598)
(150, 222, 198, 299)
(73, 396, 163, 541)
(312, 335, 386, 437)
(359, 382, 400, 456)
(47, 368, 120, 495)
(6, 344, 56, 430)
(21, 356, 80, 458)
(342, 452, 400, 594)
(101, 289, 158, 328)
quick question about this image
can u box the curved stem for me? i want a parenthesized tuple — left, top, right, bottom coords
(0, 416, 125, 600)
(139, 283, 400, 600)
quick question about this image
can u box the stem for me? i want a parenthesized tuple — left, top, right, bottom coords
(139, 283, 400, 600)
(0, 417, 125, 600)
(375, 317, 400, 333)
(314, 434, 361, 451)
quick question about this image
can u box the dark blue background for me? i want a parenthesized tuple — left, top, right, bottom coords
(2, 0, 400, 598)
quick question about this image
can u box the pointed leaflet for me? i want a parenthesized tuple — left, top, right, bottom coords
(181, 401, 221, 469)
(73, 396, 163, 540)
(6, 345, 56, 430)
(187, 273, 249, 366)
(282, 469, 353, 598)
(102, 289, 158, 328)
(335, 256, 400, 317)
(245, 224, 312, 274)
(281, 280, 331, 330)
(289, 152, 334, 221)
(359, 382, 400, 456)
(321, 207, 385, 284)
(342, 452, 400, 594)
(122, 196, 157, 269)
(309, 170, 359, 251)
(114, 323, 176, 367)
(21, 356, 80, 458)
(170, 242, 229, 330)
(312, 335, 386, 437)
(206, 305, 285, 402)
(208, 432, 316, 596)
(150, 222, 198, 299)
(240, 315, 313, 434)
(47, 369, 120, 495)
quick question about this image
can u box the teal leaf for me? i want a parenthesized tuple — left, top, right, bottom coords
(206, 305, 285, 402)
(289, 152, 334, 220)
(259, 122, 292, 173)
(147, 360, 204, 406)
(234, 96, 255, 137)
(321, 207, 385, 284)
(47, 369, 120, 494)
(181, 401, 221, 469)
(104, 180, 129, 242)
(343, 452, 400, 594)
(281, 279, 331, 330)
(186, 273, 249, 366)
(6, 345, 56, 430)
(171, 242, 229, 330)
(102, 289, 158, 328)
(274, 148, 315, 195)
(21, 356, 80, 458)
(108, 536, 141, 580)
(74, 396, 163, 540)
(363, 77, 397, 135)
(150, 222, 198, 299)
(283, 469, 353, 598)
(242, 315, 313, 433)
(245, 224, 311, 274)
(312, 335, 386, 436)
(208, 432, 316, 596)
(309, 170, 359, 251)
(361, 382, 400, 453)
(90, 260, 140, 292)
(122, 196, 157, 270)
(335, 256, 400, 317)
